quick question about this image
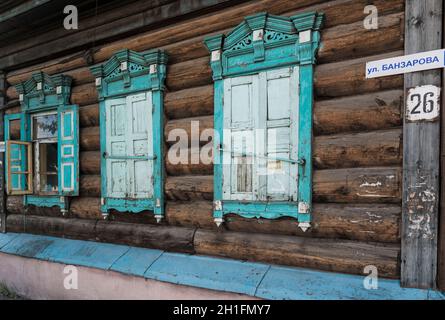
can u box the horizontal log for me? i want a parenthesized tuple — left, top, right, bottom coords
(314, 90, 402, 135)
(79, 104, 100, 127)
(0, 0, 239, 70)
(318, 12, 403, 63)
(6, 196, 23, 214)
(0, 0, 176, 62)
(165, 167, 401, 203)
(165, 85, 213, 119)
(70, 197, 101, 220)
(7, 194, 400, 243)
(71, 83, 98, 106)
(6, 214, 97, 241)
(6, 214, 196, 253)
(194, 229, 400, 278)
(166, 147, 213, 176)
(165, 115, 214, 146)
(313, 129, 402, 169)
(313, 167, 401, 203)
(96, 220, 195, 253)
(80, 151, 101, 174)
(165, 201, 400, 243)
(80, 126, 100, 151)
(315, 51, 404, 98)
(80, 175, 101, 197)
(5, 51, 405, 104)
(303, 0, 403, 29)
(6, 196, 101, 220)
(165, 175, 213, 201)
(165, 201, 217, 230)
(166, 56, 212, 91)
(7, 52, 88, 85)
(5, 0, 403, 83)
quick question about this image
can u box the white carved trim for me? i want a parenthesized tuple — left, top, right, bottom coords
(56, 86, 62, 94)
(253, 29, 264, 41)
(298, 201, 310, 214)
(36, 82, 43, 90)
(298, 222, 311, 232)
(211, 50, 221, 62)
(120, 61, 128, 71)
(214, 200, 222, 211)
(299, 30, 312, 43)
(150, 64, 158, 74)
(95, 77, 102, 87)
(19, 94, 24, 101)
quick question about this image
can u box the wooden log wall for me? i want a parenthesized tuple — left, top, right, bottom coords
(3, 0, 405, 278)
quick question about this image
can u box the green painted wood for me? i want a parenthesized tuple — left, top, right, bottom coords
(90, 49, 168, 219)
(204, 12, 324, 228)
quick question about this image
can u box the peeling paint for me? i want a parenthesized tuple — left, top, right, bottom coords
(406, 184, 437, 239)
(359, 181, 382, 188)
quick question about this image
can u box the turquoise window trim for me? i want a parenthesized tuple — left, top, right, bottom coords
(89, 49, 168, 220)
(4, 72, 78, 212)
(204, 12, 324, 229)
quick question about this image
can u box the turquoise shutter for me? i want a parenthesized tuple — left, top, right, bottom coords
(58, 105, 79, 196)
(4, 114, 33, 195)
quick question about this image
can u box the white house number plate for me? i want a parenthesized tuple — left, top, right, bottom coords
(406, 85, 441, 122)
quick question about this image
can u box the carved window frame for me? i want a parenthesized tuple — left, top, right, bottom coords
(204, 12, 324, 230)
(4, 72, 79, 213)
(90, 49, 168, 221)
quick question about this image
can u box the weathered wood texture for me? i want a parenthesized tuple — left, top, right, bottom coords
(194, 229, 400, 278)
(401, 0, 442, 289)
(166, 201, 400, 243)
(2, 0, 406, 278)
(5, 213, 400, 277)
(0, 0, 245, 70)
(165, 167, 401, 203)
(439, 13, 445, 292)
(6, 214, 195, 253)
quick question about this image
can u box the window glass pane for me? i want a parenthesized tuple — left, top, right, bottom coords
(9, 119, 21, 140)
(38, 143, 58, 192)
(33, 114, 58, 139)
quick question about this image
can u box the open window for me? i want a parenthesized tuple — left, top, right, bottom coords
(4, 72, 79, 212)
(204, 12, 324, 230)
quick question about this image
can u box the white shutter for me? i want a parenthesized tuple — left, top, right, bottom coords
(222, 75, 260, 201)
(222, 67, 299, 202)
(263, 67, 299, 201)
(126, 92, 153, 199)
(105, 97, 128, 198)
(105, 93, 154, 199)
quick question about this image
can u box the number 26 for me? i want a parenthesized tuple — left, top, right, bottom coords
(410, 92, 435, 114)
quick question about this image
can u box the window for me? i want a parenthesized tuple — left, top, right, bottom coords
(204, 12, 324, 230)
(90, 49, 168, 222)
(5, 72, 79, 212)
(32, 112, 59, 194)
(222, 67, 299, 202)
